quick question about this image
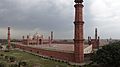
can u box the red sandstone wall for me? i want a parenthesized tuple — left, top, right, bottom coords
(15, 44, 75, 62)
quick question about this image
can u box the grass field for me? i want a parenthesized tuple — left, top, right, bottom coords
(0, 50, 77, 67)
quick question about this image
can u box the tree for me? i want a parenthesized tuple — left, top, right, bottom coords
(91, 41, 120, 67)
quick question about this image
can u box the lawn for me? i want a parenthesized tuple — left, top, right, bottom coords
(0, 50, 76, 67)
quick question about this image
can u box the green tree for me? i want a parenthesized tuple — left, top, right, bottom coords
(91, 41, 120, 67)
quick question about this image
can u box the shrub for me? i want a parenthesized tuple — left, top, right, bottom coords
(9, 63, 18, 67)
(0, 62, 6, 67)
(19, 61, 27, 67)
(0, 46, 3, 49)
(11, 44, 16, 48)
(9, 56, 16, 62)
(4, 50, 10, 52)
(4, 56, 9, 61)
(0, 54, 4, 56)
(91, 41, 120, 67)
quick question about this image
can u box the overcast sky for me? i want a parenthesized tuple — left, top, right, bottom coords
(0, 0, 120, 39)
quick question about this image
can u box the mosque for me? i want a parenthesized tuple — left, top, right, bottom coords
(7, 0, 100, 64)
(22, 31, 53, 45)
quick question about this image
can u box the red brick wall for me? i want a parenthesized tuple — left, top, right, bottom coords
(15, 44, 75, 62)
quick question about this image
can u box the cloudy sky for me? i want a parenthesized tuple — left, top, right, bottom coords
(0, 0, 120, 39)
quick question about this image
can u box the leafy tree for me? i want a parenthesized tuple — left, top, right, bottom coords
(91, 41, 120, 67)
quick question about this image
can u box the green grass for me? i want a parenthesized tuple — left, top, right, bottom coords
(0, 50, 75, 67)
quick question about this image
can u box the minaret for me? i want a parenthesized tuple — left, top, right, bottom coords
(95, 28, 97, 40)
(27, 35, 29, 45)
(22, 36, 25, 44)
(39, 35, 43, 45)
(95, 28, 98, 49)
(88, 36, 91, 45)
(8, 27, 11, 49)
(37, 35, 39, 45)
(48, 36, 51, 46)
(74, 0, 84, 63)
(97, 36, 100, 48)
(22, 36, 25, 40)
(51, 31, 53, 42)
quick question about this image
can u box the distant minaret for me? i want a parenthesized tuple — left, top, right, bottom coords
(27, 35, 29, 45)
(22, 36, 25, 44)
(37, 35, 39, 45)
(48, 36, 51, 46)
(74, 0, 84, 63)
(8, 27, 11, 49)
(88, 36, 91, 45)
(95, 28, 97, 40)
(41, 35, 43, 45)
(97, 36, 100, 48)
(51, 31, 53, 42)
(22, 36, 25, 40)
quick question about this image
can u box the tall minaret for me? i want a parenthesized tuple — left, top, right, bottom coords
(95, 28, 97, 40)
(27, 35, 29, 45)
(37, 35, 39, 45)
(22, 36, 25, 40)
(22, 36, 25, 44)
(97, 36, 100, 48)
(8, 27, 11, 49)
(41, 35, 43, 45)
(48, 36, 51, 46)
(74, 0, 84, 63)
(95, 28, 98, 49)
(51, 31, 53, 42)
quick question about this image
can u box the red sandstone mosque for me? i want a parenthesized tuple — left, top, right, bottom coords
(22, 31, 53, 45)
(7, 0, 100, 64)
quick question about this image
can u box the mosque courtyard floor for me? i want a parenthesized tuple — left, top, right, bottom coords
(16, 43, 89, 53)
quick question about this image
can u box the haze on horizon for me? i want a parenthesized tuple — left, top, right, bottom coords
(0, 0, 120, 39)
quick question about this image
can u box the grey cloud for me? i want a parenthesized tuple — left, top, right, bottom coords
(1, 0, 118, 39)
(0, 0, 74, 39)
